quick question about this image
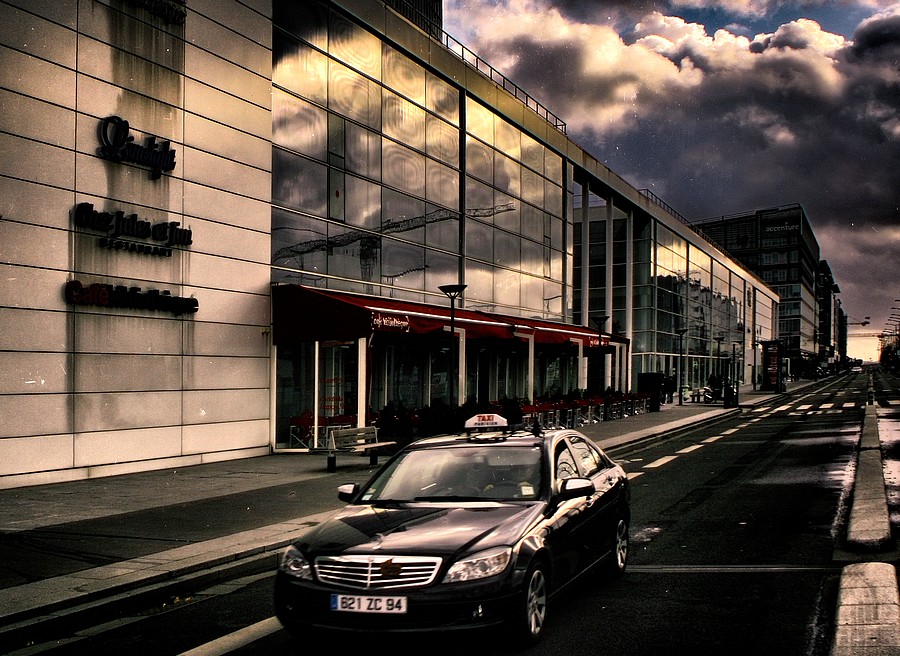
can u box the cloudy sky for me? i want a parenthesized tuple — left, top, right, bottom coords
(444, 0, 900, 361)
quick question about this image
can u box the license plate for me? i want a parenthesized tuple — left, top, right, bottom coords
(331, 594, 407, 614)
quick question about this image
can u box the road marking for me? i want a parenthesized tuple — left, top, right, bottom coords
(178, 617, 282, 656)
(721, 428, 739, 434)
(842, 402, 857, 409)
(644, 456, 678, 468)
(820, 403, 834, 409)
(702, 435, 722, 444)
(677, 445, 704, 454)
(627, 472, 644, 480)
(797, 404, 813, 410)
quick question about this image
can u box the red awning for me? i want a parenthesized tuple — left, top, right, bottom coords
(271, 284, 619, 349)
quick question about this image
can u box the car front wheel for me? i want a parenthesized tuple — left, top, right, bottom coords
(604, 517, 629, 577)
(514, 563, 548, 645)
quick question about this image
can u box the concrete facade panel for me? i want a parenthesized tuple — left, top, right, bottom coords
(0, 47, 76, 108)
(75, 35, 183, 109)
(75, 75, 184, 145)
(182, 287, 269, 326)
(190, 217, 269, 263)
(184, 78, 271, 140)
(183, 113, 271, 173)
(0, 178, 74, 231)
(0, 394, 72, 439)
(1, 220, 70, 271)
(0, 90, 75, 150)
(0, 264, 70, 311)
(73, 312, 185, 355)
(184, 44, 271, 108)
(183, 356, 270, 390)
(0, 3, 76, 66)
(181, 419, 269, 454)
(0, 308, 69, 353)
(72, 353, 182, 393)
(185, 321, 269, 358)
(183, 250, 270, 293)
(0, 434, 74, 476)
(74, 426, 183, 468)
(192, 0, 273, 48)
(0, 133, 75, 190)
(183, 182, 271, 234)
(0, 351, 71, 395)
(187, 13, 270, 76)
(73, 152, 185, 215)
(182, 388, 270, 425)
(181, 146, 270, 201)
(74, 390, 183, 433)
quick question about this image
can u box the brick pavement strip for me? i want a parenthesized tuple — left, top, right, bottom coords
(831, 563, 900, 656)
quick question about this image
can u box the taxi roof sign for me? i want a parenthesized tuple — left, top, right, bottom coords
(464, 413, 508, 429)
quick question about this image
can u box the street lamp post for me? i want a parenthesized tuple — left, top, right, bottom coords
(731, 340, 742, 407)
(714, 334, 724, 400)
(439, 283, 467, 409)
(676, 327, 687, 406)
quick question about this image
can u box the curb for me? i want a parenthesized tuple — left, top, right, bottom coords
(845, 405, 892, 552)
(830, 562, 900, 656)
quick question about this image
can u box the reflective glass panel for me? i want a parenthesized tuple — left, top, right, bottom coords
(466, 135, 493, 183)
(381, 239, 426, 286)
(329, 60, 381, 128)
(494, 229, 520, 269)
(383, 139, 426, 197)
(493, 191, 520, 233)
(345, 122, 381, 180)
(275, 2, 328, 49)
(273, 37, 327, 106)
(494, 151, 521, 197)
(521, 168, 544, 206)
(466, 219, 493, 262)
(544, 152, 562, 182)
(522, 238, 542, 275)
(426, 114, 459, 167)
(346, 174, 381, 230)
(272, 148, 327, 217)
(272, 89, 327, 159)
(545, 180, 563, 218)
(271, 208, 328, 272)
(466, 98, 493, 145)
(383, 44, 426, 104)
(465, 259, 494, 307)
(329, 11, 381, 78)
(520, 274, 543, 314)
(383, 91, 426, 151)
(521, 203, 543, 242)
(328, 222, 381, 283)
(383, 188, 426, 238)
(521, 131, 543, 173)
(494, 266, 520, 308)
(425, 204, 460, 253)
(426, 158, 459, 211)
(427, 71, 459, 125)
(466, 176, 494, 216)
(425, 249, 461, 289)
(494, 118, 521, 160)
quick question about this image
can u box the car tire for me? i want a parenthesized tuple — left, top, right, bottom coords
(602, 517, 629, 578)
(514, 562, 548, 646)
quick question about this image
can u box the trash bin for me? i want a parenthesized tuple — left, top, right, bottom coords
(637, 372, 664, 412)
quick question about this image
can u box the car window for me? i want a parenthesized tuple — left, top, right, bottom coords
(555, 444, 579, 480)
(568, 436, 603, 477)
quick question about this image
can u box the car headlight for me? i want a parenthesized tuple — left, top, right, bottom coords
(279, 545, 313, 580)
(444, 546, 512, 583)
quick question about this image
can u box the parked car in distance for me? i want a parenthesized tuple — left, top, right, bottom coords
(850, 365, 863, 374)
(274, 416, 630, 645)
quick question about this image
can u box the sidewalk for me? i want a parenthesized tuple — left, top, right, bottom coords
(0, 380, 895, 654)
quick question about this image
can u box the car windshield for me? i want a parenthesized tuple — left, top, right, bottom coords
(359, 444, 544, 502)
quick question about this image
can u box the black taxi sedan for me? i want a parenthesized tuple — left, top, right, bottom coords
(274, 420, 630, 645)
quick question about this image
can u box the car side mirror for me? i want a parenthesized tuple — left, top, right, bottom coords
(557, 477, 593, 500)
(338, 483, 359, 502)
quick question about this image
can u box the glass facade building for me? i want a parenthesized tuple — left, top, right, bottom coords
(0, 0, 777, 487)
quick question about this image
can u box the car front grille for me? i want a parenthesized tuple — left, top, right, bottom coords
(315, 555, 442, 590)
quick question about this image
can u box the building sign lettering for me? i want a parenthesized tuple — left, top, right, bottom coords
(74, 202, 192, 257)
(97, 116, 177, 180)
(65, 280, 198, 316)
(372, 313, 410, 331)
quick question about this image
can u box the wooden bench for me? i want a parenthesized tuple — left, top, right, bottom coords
(322, 426, 396, 472)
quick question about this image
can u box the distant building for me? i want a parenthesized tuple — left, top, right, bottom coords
(692, 204, 840, 377)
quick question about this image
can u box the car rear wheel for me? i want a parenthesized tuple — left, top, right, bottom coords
(514, 563, 548, 645)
